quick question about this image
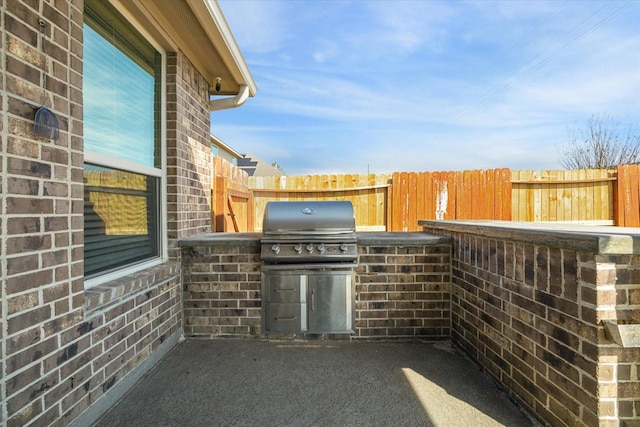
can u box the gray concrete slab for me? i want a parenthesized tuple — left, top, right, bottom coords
(93, 339, 537, 427)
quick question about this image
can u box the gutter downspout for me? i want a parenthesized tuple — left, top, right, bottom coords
(210, 85, 249, 112)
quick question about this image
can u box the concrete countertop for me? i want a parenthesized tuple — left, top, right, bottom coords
(420, 220, 640, 254)
(356, 231, 450, 245)
(178, 231, 450, 247)
(178, 232, 261, 247)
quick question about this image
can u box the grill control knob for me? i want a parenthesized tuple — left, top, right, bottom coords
(339, 243, 348, 253)
(317, 244, 325, 254)
(294, 244, 302, 254)
(271, 244, 280, 254)
(305, 244, 314, 253)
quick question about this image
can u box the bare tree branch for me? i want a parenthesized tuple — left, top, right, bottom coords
(559, 114, 640, 169)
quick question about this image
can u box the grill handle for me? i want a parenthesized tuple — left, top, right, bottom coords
(262, 229, 355, 237)
(274, 316, 297, 321)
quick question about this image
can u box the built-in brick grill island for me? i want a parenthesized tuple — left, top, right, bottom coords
(260, 201, 357, 334)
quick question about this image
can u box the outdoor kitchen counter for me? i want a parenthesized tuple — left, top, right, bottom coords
(179, 231, 454, 340)
(178, 231, 451, 246)
(419, 219, 640, 254)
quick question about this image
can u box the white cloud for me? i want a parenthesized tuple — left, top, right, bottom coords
(365, 1, 455, 54)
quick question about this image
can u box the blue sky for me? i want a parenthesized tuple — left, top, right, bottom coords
(213, 0, 640, 176)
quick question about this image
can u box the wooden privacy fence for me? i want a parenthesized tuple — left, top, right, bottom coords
(250, 174, 391, 231)
(511, 169, 616, 224)
(211, 157, 640, 231)
(249, 169, 513, 231)
(511, 165, 640, 227)
(390, 169, 512, 231)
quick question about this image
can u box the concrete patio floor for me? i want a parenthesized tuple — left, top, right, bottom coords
(93, 339, 537, 427)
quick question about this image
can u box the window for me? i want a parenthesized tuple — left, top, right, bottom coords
(83, 0, 163, 280)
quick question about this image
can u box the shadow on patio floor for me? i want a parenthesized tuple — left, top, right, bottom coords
(94, 339, 536, 427)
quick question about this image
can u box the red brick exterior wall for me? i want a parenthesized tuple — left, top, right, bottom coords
(421, 222, 640, 427)
(1, 2, 212, 425)
(181, 238, 452, 339)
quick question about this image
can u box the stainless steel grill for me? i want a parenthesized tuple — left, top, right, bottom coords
(260, 201, 357, 264)
(260, 201, 357, 334)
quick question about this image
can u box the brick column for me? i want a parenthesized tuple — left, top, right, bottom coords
(166, 53, 213, 261)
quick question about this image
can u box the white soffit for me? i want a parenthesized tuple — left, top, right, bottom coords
(113, 0, 256, 96)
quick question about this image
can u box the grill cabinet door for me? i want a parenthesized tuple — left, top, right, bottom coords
(307, 271, 354, 334)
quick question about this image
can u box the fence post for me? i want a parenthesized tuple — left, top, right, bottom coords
(390, 172, 400, 231)
(248, 190, 255, 232)
(615, 164, 640, 227)
(214, 176, 229, 231)
(498, 168, 512, 220)
(614, 165, 623, 226)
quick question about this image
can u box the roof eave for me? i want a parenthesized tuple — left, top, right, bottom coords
(190, 0, 257, 97)
(113, 0, 257, 97)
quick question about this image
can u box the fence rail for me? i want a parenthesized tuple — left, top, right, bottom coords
(211, 157, 640, 232)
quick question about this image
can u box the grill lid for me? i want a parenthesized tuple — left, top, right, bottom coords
(261, 201, 357, 263)
(260, 201, 358, 263)
(262, 201, 355, 237)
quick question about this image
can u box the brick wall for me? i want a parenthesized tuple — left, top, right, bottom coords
(2, 0, 86, 425)
(166, 53, 212, 260)
(182, 241, 263, 337)
(421, 221, 640, 427)
(1, 2, 213, 425)
(355, 243, 450, 338)
(65, 263, 182, 425)
(181, 236, 452, 340)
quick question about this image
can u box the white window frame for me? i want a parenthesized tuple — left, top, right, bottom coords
(83, 7, 168, 289)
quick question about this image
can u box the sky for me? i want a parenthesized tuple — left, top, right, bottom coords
(213, 0, 640, 176)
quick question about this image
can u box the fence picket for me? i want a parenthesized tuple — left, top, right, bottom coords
(499, 168, 512, 220)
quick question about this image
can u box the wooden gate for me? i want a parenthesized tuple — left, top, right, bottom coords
(212, 157, 253, 232)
